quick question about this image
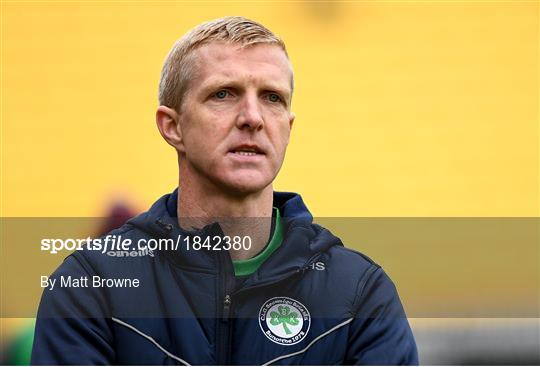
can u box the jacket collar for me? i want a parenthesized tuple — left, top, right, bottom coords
(127, 188, 340, 280)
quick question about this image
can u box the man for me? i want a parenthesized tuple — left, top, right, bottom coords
(32, 17, 418, 365)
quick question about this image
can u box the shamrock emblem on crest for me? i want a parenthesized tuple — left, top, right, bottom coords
(269, 305, 300, 335)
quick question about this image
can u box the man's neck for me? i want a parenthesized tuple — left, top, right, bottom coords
(177, 175, 274, 261)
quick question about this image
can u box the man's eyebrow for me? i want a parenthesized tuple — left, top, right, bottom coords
(198, 79, 239, 93)
(261, 83, 291, 98)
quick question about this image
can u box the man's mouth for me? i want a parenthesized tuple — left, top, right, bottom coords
(229, 145, 265, 156)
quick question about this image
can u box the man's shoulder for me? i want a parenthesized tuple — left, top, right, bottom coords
(328, 241, 379, 266)
(324, 241, 382, 292)
(308, 223, 385, 295)
(311, 223, 380, 273)
(69, 221, 157, 276)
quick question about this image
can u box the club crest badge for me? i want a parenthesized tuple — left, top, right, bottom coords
(259, 297, 311, 345)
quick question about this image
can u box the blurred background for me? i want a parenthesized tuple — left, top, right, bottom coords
(1, 1, 538, 364)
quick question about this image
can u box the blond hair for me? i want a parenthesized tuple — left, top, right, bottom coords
(158, 16, 291, 111)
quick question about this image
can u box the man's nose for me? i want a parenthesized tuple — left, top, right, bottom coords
(236, 94, 264, 131)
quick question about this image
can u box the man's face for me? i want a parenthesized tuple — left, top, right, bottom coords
(177, 42, 294, 195)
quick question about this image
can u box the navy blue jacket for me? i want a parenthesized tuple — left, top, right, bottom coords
(32, 191, 418, 365)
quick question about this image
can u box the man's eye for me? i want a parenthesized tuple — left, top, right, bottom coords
(267, 93, 282, 103)
(214, 90, 229, 99)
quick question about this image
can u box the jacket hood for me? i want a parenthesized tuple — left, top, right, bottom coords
(127, 189, 342, 281)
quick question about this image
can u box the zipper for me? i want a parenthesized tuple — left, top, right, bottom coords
(217, 251, 234, 365)
(222, 294, 232, 322)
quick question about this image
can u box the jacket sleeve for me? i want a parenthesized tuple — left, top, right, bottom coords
(345, 266, 418, 365)
(31, 254, 115, 365)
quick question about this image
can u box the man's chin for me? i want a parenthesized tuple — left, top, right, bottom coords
(219, 176, 272, 196)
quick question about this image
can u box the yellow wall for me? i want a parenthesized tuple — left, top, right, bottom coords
(2, 1, 538, 217)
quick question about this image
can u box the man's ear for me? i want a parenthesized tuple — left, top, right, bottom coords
(289, 112, 295, 130)
(285, 112, 295, 145)
(156, 105, 185, 152)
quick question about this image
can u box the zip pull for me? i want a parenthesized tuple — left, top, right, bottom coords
(222, 295, 232, 322)
(155, 218, 173, 231)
